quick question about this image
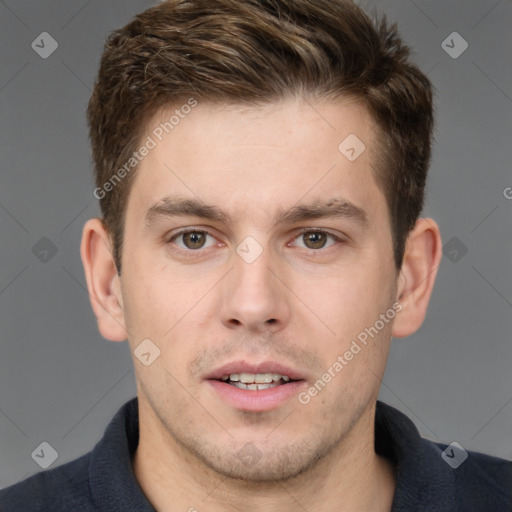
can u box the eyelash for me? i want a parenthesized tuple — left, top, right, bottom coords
(166, 228, 343, 255)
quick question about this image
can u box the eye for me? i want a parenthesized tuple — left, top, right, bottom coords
(169, 230, 217, 250)
(292, 230, 339, 250)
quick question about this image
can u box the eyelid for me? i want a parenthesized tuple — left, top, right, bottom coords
(294, 227, 342, 238)
(167, 228, 220, 251)
(289, 228, 343, 249)
(165, 227, 345, 253)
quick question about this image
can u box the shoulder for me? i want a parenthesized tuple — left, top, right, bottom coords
(375, 401, 512, 511)
(0, 452, 94, 512)
(426, 438, 512, 510)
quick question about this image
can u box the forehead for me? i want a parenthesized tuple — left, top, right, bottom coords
(126, 97, 385, 226)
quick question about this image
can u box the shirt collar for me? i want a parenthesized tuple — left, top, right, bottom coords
(89, 397, 456, 511)
(375, 400, 456, 511)
(89, 398, 155, 511)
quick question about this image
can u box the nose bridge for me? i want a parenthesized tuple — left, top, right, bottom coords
(220, 239, 289, 331)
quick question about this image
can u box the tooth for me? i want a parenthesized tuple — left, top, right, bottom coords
(226, 373, 292, 385)
(254, 374, 273, 383)
(229, 381, 283, 390)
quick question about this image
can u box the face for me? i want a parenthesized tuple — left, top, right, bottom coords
(118, 97, 400, 481)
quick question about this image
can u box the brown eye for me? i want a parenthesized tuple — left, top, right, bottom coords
(182, 231, 207, 249)
(303, 231, 328, 249)
(291, 230, 339, 250)
(167, 229, 221, 255)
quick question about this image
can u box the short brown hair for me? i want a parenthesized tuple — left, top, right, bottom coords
(87, 0, 433, 273)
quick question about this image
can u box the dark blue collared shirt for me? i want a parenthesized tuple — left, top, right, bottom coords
(1, 397, 510, 511)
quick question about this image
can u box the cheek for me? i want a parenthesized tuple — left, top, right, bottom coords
(301, 262, 392, 336)
(121, 264, 216, 358)
(297, 264, 396, 400)
(121, 270, 172, 339)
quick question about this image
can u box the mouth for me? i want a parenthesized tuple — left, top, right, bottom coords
(205, 362, 307, 411)
(218, 372, 294, 390)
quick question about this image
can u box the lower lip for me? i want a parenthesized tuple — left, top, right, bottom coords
(207, 379, 305, 412)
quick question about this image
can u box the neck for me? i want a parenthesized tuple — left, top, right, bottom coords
(133, 399, 396, 512)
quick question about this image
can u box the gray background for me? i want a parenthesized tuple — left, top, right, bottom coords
(0, 0, 511, 489)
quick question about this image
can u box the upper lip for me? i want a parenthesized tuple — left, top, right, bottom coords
(205, 360, 307, 381)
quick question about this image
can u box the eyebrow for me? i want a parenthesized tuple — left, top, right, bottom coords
(145, 195, 369, 228)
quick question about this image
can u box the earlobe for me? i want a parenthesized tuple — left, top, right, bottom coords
(391, 218, 442, 339)
(80, 218, 128, 342)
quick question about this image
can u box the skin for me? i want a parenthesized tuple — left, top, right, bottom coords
(81, 96, 442, 512)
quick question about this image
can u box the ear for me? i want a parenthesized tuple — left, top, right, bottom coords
(392, 218, 442, 338)
(80, 218, 128, 342)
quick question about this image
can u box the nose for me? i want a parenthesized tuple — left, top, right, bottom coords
(219, 245, 291, 334)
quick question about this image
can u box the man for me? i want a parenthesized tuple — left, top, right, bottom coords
(1, 0, 510, 510)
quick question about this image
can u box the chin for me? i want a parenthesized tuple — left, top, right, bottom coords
(186, 436, 332, 484)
